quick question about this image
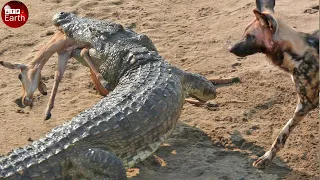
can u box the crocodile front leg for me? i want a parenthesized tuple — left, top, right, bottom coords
(185, 77, 240, 105)
(173, 68, 217, 102)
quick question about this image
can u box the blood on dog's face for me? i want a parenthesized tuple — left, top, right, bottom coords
(229, 10, 278, 57)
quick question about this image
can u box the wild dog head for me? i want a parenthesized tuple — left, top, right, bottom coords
(0, 61, 47, 107)
(229, 0, 279, 57)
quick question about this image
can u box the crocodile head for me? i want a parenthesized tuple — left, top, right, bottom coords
(52, 12, 123, 46)
(53, 12, 77, 36)
(53, 12, 85, 43)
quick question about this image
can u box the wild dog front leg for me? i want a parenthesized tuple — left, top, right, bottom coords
(253, 102, 312, 169)
(80, 48, 110, 96)
(44, 50, 72, 120)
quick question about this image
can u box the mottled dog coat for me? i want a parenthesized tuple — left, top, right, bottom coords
(229, 0, 319, 169)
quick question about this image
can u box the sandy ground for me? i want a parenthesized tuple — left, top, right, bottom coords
(0, 0, 319, 179)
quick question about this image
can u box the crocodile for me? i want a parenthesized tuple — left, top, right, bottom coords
(0, 12, 217, 179)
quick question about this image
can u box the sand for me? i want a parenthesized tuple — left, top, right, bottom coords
(0, 0, 319, 179)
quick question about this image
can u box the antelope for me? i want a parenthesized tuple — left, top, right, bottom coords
(0, 30, 110, 120)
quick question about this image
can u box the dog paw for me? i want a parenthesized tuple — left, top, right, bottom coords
(253, 151, 272, 169)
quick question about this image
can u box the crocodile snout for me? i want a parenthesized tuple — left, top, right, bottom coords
(52, 12, 71, 27)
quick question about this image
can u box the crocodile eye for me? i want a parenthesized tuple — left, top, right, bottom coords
(18, 74, 22, 80)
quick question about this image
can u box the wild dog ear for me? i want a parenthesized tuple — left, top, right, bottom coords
(256, 0, 275, 13)
(253, 9, 278, 35)
(0, 61, 27, 70)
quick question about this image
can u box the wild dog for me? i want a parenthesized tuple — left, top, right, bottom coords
(229, 0, 319, 169)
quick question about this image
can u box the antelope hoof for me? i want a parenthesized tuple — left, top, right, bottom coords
(44, 113, 52, 120)
(104, 83, 112, 92)
(101, 80, 112, 91)
(22, 97, 33, 107)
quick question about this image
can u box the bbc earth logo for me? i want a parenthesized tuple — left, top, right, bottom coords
(1, 1, 29, 28)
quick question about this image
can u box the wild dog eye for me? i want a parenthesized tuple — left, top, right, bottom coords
(18, 74, 22, 80)
(247, 34, 256, 41)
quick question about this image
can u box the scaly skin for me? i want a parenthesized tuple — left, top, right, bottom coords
(0, 12, 216, 179)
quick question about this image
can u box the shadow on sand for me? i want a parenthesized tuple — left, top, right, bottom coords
(129, 123, 316, 180)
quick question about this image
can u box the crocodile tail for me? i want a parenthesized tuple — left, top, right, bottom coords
(0, 135, 68, 179)
(173, 67, 216, 101)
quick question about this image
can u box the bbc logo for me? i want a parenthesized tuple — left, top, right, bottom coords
(5, 9, 20, 15)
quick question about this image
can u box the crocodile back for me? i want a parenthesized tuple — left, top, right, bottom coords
(77, 59, 185, 168)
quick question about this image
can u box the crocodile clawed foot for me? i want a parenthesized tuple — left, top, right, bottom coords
(209, 77, 241, 85)
(185, 98, 206, 106)
(185, 98, 218, 108)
